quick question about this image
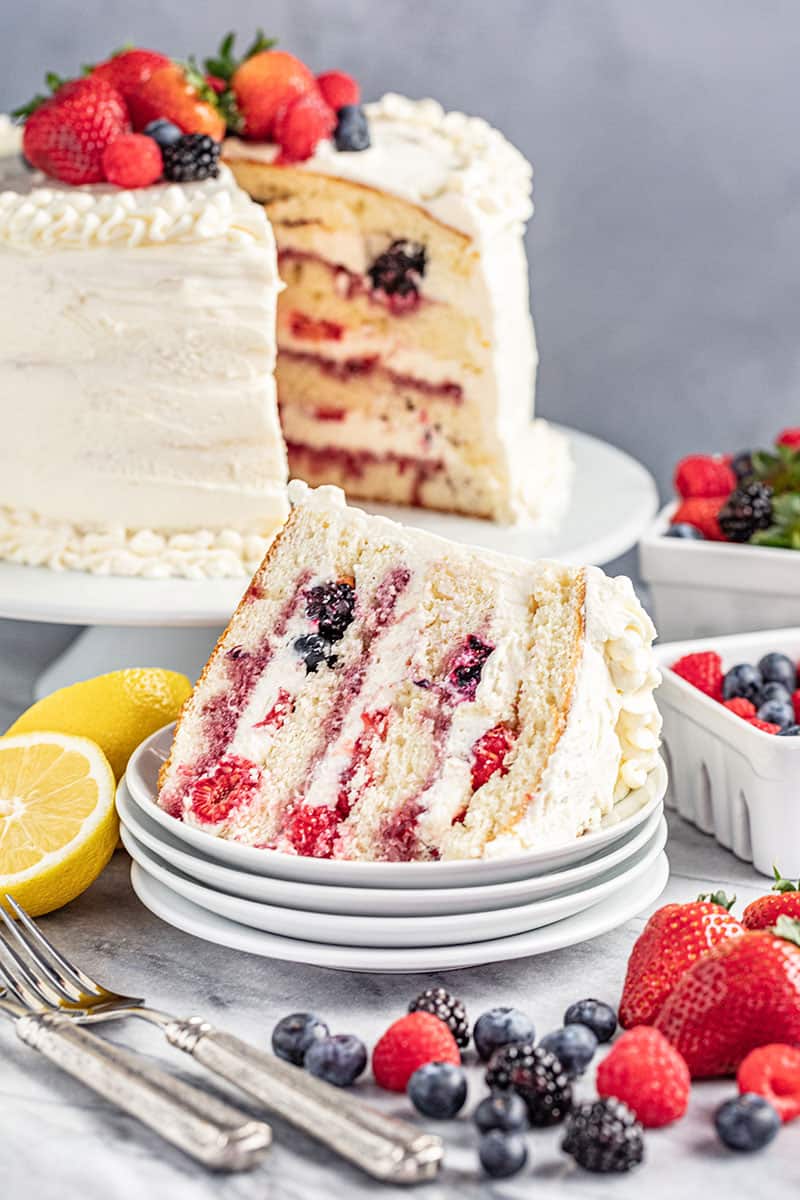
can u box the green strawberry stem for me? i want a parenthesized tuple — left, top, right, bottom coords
(203, 29, 277, 83)
(771, 866, 800, 894)
(696, 890, 736, 911)
(771, 915, 800, 947)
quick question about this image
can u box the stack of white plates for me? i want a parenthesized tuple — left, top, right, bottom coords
(120, 726, 669, 973)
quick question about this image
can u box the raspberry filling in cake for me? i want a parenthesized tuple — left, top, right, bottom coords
(159, 483, 664, 863)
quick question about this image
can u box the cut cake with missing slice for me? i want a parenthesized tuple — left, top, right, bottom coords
(158, 482, 664, 862)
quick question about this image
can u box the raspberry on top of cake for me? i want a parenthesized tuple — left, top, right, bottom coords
(158, 482, 664, 863)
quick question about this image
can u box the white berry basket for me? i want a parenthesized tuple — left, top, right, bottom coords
(639, 502, 800, 640)
(655, 627, 800, 878)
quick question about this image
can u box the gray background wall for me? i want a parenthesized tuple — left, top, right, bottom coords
(2, 0, 798, 497)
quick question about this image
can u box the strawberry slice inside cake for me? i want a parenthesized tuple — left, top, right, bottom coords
(158, 483, 664, 862)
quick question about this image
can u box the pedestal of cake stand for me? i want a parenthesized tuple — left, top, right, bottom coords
(0, 426, 658, 695)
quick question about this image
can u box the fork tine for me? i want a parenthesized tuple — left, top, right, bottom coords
(0, 905, 84, 1004)
(0, 960, 28, 1006)
(5, 896, 105, 998)
(0, 920, 63, 1008)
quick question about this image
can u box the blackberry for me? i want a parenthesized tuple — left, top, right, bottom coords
(162, 133, 221, 182)
(718, 481, 773, 542)
(485, 1043, 572, 1127)
(408, 987, 469, 1049)
(562, 1098, 644, 1174)
(448, 635, 495, 701)
(368, 239, 427, 298)
(305, 580, 356, 642)
(293, 633, 335, 674)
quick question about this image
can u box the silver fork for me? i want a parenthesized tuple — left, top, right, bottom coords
(1, 897, 443, 1185)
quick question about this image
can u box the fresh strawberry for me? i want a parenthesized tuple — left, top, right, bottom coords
(674, 454, 736, 500)
(91, 48, 171, 102)
(655, 916, 800, 1077)
(742, 869, 800, 930)
(274, 90, 336, 162)
(232, 49, 317, 140)
(470, 724, 516, 790)
(127, 64, 225, 139)
(316, 70, 360, 111)
(776, 428, 800, 449)
(670, 650, 724, 701)
(670, 496, 726, 540)
(722, 697, 757, 720)
(372, 1012, 460, 1092)
(619, 892, 743, 1027)
(22, 76, 129, 185)
(596, 1027, 690, 1128)
(102, 132, 162, 188)
(747, 717, 781, 735)
(737, 1044, 800, 1122)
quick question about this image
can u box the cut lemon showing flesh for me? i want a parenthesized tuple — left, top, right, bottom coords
(6, 668, 191, 780)
(0, 732, 118, 917)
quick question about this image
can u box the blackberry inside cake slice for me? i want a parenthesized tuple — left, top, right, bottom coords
(158, 483, 663, 862)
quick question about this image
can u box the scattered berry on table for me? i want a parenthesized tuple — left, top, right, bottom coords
(673, 454, 736, 500)
(736, 1044, 800, 1123)
(143, 117, 183, 148)
(563, 998, 617, 1043)
(718, 481, 774, 542)
(473, 1006, 536, 1062)
(334, 103, 371, 152)
(714, 1094, 780, 1152)
(777, 724, 800, 736)
(316, 69, 361, 110)
(723, 697, 757, 720)
(731, 450, 755, 480)
(305, 580, 356, 643)
(272, 1012, 329, 1065)
(473, 1091, 529, 1134)
(758, 652, 797, 691)
(757, 698, 795, 729)
(293, 633, 335, 674)
(664, 523, 705, 539)
(671, 651, 723, 701)
(776, 427, 800, 449)
(562, 1098, 644, 1174)
(162, 132, 221, 182)
(477, 1130, 528, 1179)
(747, 717, 781, 734)
(304, 1033, 367, 1087)
(275, 90, 337, 162)
(408, 987, 469, 1049)
(101, 132, 162, 188)
(372, 1012, 460, 1092)
(539, 1024, 598, 1078)
(670, 496, 726, 540)
(22, 76, 130, 186)
(742, 870, 800, 930)
(596, 1026, 690, 1128)
(485, 1043, 572, 1126)
(407, 1061, 467, 1118)
(722, 662, 763, 704)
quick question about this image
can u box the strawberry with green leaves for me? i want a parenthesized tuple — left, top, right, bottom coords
(743, 868, 800, 929)
(19, 74, 129, 185)
(126, 62, 225, 140)
(204, 31, 314, 141)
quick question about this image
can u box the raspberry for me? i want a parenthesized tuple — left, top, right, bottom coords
(316, 70, 360, 110)
(372, 1012, 460, 1092)
(275, 91, 337, 163)
(671, 651, 723, 701)
(283, 803, 339, 858)
(101, 132, 163, 188)
(723, 697, 757, 720)
(188, 756, 261, 824)
(793, 690, 800, 724)
(670, 497, 726, 541)
(737, 1044, 800, 1122)
(747, 718, 781, 734)
(776, 428, 800, 449)
(471, 724, 516, 790)
(596, 1027, 690, 1128)
(673, 455, 736, 500)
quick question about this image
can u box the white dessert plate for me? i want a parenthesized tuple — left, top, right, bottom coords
(130, 852, 670, 972)
(116, 779, 666, 917)
(125, 723, 668, 889)
(0, 426, 657, 627)
(120, 814, 667, 949)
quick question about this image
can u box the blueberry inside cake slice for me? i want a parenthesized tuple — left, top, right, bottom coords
(158, 483, 663, 862)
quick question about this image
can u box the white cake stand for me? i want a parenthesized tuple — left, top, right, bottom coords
(0, 426, 658, 694)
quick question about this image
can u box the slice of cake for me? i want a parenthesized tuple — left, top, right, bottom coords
(158, 483, 663, 862)
(222, 84, 570, 525)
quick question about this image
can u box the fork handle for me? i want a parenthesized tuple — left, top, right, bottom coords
(15, 1012, 271, 1171)
(165, 1018, 442, 1184)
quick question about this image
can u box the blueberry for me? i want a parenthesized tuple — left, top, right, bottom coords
(539, 1024, 598, 1078)
(473, 1007, 536, 1062)
(478, 1130, 528, 1179)
(715, 1094, 780, 1152)
(563, 999, 617, 1044)
(303, 1033, 366, 1087)
(722, 663, 763, 705)
(293, 633, 334, 674)
(143, 118, 183, 148)
(757, 698, 794, 729)
(731, 450, 754, 481)
(760, 681, 792, 704)
(334, 104, 371, 152)
(272, 1012, 329, 1065)
(758, 652, 797, 692)
(665, 523, 705, 539)
(474, 1091, 529, 1134)
(407, 1062, 467, 1119)
(777, 724, 800, 736)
